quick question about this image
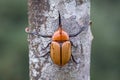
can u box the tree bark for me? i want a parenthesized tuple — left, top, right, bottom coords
(28, 0, 93, 80)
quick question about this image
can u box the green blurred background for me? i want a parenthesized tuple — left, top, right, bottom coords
(0, 0, 120, 80)
(0, 0, 28, 80)
(91, 0, 120, 80)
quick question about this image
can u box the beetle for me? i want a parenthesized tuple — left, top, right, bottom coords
(26, 11, 87, 66)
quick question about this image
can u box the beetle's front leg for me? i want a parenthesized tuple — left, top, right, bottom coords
(69, 26, 87, 37)
(25, 27, 52, 38)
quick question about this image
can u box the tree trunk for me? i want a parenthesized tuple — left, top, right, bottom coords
(28, 0, 93, 80)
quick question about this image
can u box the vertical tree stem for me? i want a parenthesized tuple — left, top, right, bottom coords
(28, 0, 93, 80)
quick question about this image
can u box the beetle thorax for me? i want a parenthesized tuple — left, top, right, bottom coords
(52, 28, 69, 42)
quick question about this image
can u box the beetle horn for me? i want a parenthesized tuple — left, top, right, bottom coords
(58, 11, 62, 28)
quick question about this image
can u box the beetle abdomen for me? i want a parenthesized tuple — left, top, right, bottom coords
(50, 41, 71, 66)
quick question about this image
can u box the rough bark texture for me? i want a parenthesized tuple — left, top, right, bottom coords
(28, 0, 93, 80)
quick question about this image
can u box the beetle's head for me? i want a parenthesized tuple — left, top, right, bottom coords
(52, 28, 69, 42)
(52, 11, 69, 42)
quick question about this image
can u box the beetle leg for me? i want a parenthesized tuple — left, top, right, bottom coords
(26, 31, 52, 38)
(32, 32, 52, 38)
(70, 41, 77, 48)
(40, 51, 50, 57)
(38, 34, 52, 38)
(71, 54, 78, 64)
(42, 42, 51, 50)
(69, 26, 87, 37)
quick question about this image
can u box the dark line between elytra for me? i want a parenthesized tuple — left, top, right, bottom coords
(60, 43, 62, 66)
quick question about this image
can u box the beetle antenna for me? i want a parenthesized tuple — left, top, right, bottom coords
(58, 11, 62, 28)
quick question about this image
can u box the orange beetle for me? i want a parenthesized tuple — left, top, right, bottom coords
(27, 11, 87, 66)
(49, 13, 71, 66)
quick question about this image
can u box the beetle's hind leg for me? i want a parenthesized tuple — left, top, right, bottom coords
(71, 54, 78, 64)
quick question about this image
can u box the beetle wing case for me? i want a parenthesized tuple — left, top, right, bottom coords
(50, 41, 71, 66)
(50, 42, 61, 66)
(62, 41, 71, 66)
